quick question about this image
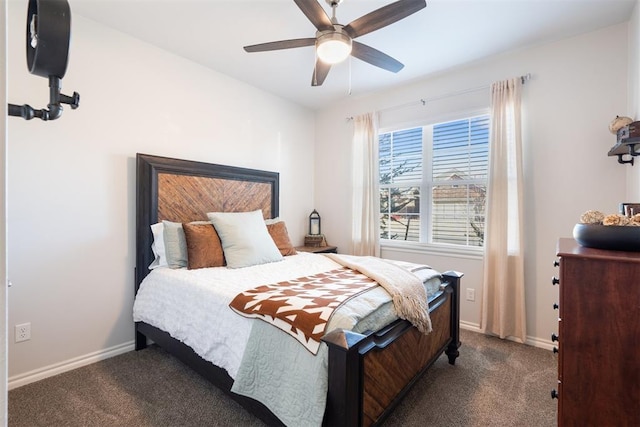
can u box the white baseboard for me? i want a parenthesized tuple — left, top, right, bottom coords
(460, 320, 482, 332)
(459, 321, 555, 351)
(8, 341, 135, 390)
(524, 335, 555, 351)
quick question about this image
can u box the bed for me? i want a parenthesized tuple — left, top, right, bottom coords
(134, 153, 462, 426)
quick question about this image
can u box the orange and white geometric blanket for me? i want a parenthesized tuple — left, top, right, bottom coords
(229, 267, 377, 354)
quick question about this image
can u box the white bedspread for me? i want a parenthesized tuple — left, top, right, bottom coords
(133, 251, 441, 379)
(135, 252, 332, 378)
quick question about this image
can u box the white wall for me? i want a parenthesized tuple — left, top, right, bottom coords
(5, 1, 636, 385)
(6, 2, 315, 383)
(315, 23, 629, 346)
(628, 0, 640, 199)
(1, 0, 8, 420)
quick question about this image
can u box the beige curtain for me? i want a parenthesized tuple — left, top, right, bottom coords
(481, 78, 526, 342)
(351, 112, 380, 256)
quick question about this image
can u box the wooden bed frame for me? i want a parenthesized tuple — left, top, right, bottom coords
(134, 153, 462, 427)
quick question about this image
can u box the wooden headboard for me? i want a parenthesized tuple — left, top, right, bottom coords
(135, 153, 279, 291)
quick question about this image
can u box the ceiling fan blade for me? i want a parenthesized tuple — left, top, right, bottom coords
(244, 38, 316, 53)
(351, 41, 404, 73)
(312, 59, 331, 86)
(343, 0, 426, 39)
(294, 0, 334, 32)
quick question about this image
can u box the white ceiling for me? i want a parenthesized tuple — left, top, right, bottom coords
(70, 0, 637, 110)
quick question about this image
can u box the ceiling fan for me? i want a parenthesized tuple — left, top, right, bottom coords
(243, 0, 427, 86)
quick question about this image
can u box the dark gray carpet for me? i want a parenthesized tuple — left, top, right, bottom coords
(9, 330, 557, 426)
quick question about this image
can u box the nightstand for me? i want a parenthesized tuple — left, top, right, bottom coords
(295, 245, 338, 254)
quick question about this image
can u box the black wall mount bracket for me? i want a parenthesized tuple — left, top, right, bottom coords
(8, 0, 80, 121)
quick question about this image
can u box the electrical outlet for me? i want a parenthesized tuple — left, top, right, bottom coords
(466, 288, 475, 302)
(15, 323, 31, 343)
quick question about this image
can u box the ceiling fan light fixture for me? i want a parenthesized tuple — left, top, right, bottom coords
(243, 0, 427, 86)
(316, 31, 352, 64)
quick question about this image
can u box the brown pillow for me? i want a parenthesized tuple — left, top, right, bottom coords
(182, 222, 225, 269)
(267, 221, 297, 256)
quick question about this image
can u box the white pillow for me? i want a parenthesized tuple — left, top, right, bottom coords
(207, 210, 283, 268)
(149, 222, 168, 269)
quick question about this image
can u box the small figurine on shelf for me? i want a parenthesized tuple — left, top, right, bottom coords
(609, 115, 634, 136)
(607, 116, 640, 165)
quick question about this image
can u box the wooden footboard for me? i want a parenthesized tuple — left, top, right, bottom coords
(135, 270, 461, 427)
(322, 271, 462, 427)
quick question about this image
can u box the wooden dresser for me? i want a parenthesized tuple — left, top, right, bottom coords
(553, 238, 640, 426)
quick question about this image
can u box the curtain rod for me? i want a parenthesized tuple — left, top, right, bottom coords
(347, 73, 531, 121)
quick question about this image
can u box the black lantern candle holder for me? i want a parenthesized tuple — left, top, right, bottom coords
(309, 209, 321, 235)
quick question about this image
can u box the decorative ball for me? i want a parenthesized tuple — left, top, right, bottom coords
(609, 115, 633, 134)
(579, 210, 604, 224)
(603, 214, 630, 226)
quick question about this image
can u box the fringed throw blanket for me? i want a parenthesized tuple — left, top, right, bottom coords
(229, 254, 434, 354)
(229, 267, 377, 354)
(324, 253, 432, 335)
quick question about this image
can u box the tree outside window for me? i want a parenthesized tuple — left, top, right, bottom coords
(379, 115, 489, 247)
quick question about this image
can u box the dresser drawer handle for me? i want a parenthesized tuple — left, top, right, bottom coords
(551, 333, 559, 342)
(553, 347, 558, 354)
(551, 389, 559, 399)
(553, 303, 559, 310)
(551, 276, 560, 285)
(553, 260, 560, 267)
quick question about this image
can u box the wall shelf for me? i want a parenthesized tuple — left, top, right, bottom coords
(608, 137, 640, 165)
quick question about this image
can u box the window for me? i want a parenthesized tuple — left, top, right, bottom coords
(379, 114, 489, 248)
